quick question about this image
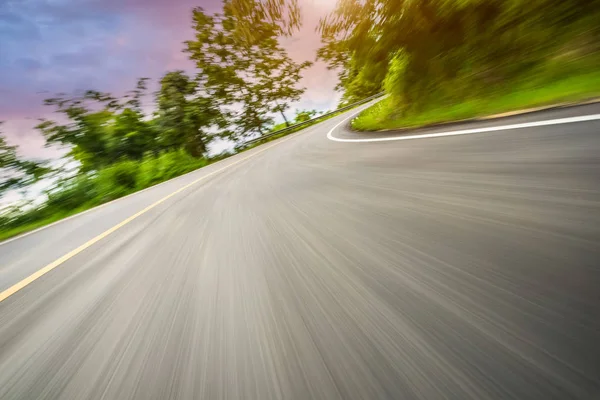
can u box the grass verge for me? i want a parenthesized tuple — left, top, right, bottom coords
(352, 69, 600, 131)
(0, 206, 90, 242)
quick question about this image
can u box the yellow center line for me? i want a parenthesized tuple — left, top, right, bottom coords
(0, 135, 295, 303)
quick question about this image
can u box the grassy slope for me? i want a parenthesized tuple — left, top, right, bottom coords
(353, 69, 600, 131)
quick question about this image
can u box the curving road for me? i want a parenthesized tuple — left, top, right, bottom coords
(1, 101, 599, 399)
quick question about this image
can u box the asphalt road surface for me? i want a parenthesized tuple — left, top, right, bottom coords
(1, 102, 599, 400)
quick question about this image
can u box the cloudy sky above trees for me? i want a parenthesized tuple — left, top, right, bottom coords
(0, 0, 339, 159)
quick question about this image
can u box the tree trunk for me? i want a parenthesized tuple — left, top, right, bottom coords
(280, 110, 290, 127)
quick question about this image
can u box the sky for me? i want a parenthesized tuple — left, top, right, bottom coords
(0, 0, 341, 163)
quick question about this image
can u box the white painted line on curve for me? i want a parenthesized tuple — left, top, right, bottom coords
(327, 113, 600, 143)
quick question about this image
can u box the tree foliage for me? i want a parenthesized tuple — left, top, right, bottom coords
(318, 0, 600, 111)
(185, 1, 312, 139)
(156, 71, 225, 157)
(35, 83, 155, 171)
(228, 0, 301, 39)
(0, 123, 49, 197)
(294, 109, 320, 123)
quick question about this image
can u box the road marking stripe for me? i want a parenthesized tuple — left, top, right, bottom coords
(0, 135, 294, 303)
(327, 113, 600, 143)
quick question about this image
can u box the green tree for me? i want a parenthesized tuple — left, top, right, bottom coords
(36, 92, 113, 171)
(109, 77, 157, 160)
(37, 79, 158, 171)
(156, 71, 225, 157)
(0, 123, 48, 197)
(110, 108, 156, 160)
(185, 1, 312, 140)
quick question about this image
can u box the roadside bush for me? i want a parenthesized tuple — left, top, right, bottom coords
(384, 52, 407, 100)
(136, 150, 209, 189)
(95, 159, 140, 201)
(46, 175, 98, 211)
(136, 152, 162, 189)
(156, 149, 207, 181)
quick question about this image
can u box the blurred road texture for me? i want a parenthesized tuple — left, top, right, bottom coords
(1, 102, 599, 399)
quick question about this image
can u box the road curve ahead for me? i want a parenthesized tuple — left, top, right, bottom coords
(1, 102, 599, 400)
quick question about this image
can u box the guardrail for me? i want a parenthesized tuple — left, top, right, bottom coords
(239, 91, 386, 148)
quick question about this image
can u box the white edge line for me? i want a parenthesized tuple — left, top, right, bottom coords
(325, 100, 384, 142)
(327, 113, 600, 143)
